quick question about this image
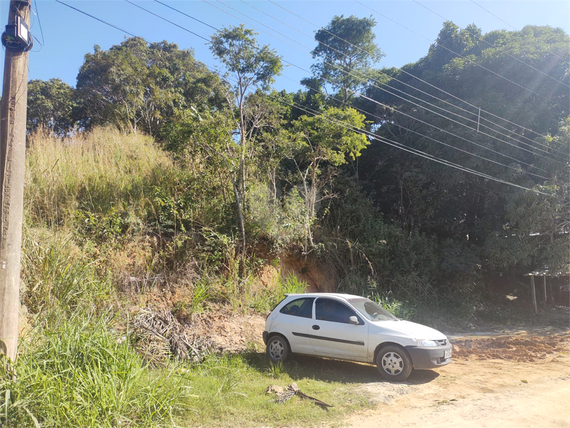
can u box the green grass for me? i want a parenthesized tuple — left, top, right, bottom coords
(0, 314, 187, 428)
(1, 313, 378, 428)
(173, 352, 376, 428)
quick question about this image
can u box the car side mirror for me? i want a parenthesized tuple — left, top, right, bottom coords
(348, 316, 360, 325)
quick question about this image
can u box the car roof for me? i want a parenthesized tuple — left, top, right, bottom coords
(284, 293, 365, 301)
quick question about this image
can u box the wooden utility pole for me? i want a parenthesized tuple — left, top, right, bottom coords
(0, 0, 32, 360)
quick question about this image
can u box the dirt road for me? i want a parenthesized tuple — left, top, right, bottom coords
(346, 331, 570, 428)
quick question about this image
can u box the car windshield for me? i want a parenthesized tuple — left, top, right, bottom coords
(347, 298, 398, 321)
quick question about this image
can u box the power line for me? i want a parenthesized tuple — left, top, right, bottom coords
(270, 0, 568, 158)
(153, 0, 219, 32)
(163, 0, 551, 173)
(294, 75, 549, 180)
(161, 1, 555, 185)
(67, 0, 560, 174)
(353, 0, 568, 141)
(209, 0, 310, 51)
(124, 0, 210, 42)
(31, 0, 45, 48)
(206, 0, 564, 173)
(271, 93, 552, 196)
(55, 0, 557, 196)
(308, 67, 550, 174)
(55, 0, 139, 38)
(277, 54, 550, 175)
(472, 0, 518, 30)
(470, 0, 566, 62)
(230, 0, 566, 164)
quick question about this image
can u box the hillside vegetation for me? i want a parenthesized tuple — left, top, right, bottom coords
(1, 17, 568, 427)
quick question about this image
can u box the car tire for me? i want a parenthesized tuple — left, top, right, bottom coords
(376, 345, 412, 381)
(266, 335, 290, 363)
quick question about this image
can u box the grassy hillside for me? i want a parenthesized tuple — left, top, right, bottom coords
(2, 127, 563, 427)
(1, 128, 347, 427)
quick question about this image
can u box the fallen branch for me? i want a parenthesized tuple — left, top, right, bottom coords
(266, 383, 333, 410)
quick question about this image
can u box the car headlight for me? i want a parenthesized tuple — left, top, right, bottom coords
(417, 339, 437, 347)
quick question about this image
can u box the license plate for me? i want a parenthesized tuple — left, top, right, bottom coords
(444, 349, 452, 359)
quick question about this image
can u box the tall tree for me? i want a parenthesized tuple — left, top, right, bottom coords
(76, 38, 222, 137)
(311, 15, 384, 107)
(210, 25, 282, 266)
(27, 78, 77, 135)
(290, 107, 369, 247)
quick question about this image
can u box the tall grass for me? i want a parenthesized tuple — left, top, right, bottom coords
(0, 314, 186, 428)
(21, 228, 112, 322)
(25, 127, 173, 228)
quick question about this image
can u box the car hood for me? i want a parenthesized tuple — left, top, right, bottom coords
(370, 320, 447, 340)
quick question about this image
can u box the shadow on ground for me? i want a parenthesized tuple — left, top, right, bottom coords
(241, 351, 439, 385)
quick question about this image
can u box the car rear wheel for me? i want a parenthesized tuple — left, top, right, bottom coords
(376, 345, 412, 381)
(266, 335, 290, 363)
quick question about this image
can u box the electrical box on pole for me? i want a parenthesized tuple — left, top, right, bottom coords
(0, 0, 32, 360)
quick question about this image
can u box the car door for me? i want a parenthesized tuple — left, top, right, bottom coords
(272, 297, 315, 354)
(308, 298, 369, 361)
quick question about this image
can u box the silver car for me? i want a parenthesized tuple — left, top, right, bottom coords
(263, 293, 452, 381)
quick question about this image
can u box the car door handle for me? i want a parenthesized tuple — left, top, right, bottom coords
(312, 325, 320, 330)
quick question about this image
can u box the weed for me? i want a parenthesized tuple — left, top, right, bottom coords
(267, 362, 285, 378)
(192, 279, 213, 313)
(21, 229, 112, 321)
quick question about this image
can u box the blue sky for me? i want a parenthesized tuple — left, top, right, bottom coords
(1, 0, 569, 94)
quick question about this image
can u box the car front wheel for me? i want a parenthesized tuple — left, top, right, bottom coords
(376, 345, 412, 381)
(266, 335, 290, 363)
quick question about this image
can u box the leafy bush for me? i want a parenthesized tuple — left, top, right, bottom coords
(248, 185, 307, 250)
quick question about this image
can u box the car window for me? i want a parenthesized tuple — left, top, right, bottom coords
(280, 297, 314, 318)
(347, 298, 397, 321)
(315, 298, 360, 324)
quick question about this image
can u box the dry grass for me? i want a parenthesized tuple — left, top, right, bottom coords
(25, 127, 173, 227)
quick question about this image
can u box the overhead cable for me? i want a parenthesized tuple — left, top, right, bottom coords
(153, 0, 553, 177)
(270, 93, 553, 196)
(353, 0, 568, 141)
(55, 0, 139, 38)
(271, 0, 569, 157)
(294, 75, 549, 180)
(213, 0, 566, 164)
(56, 0, 558, 197)
(124, 0, 210, 42)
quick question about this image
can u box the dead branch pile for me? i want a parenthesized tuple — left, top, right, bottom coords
(133, 307, 213, 365)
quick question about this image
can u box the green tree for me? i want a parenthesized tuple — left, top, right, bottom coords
(290, 107, 369, 247)
(311, 15, 384, 107)
(76, 38, 222, 137)
(361, 23, 569, 240)
(27, 78, 77, 135)
(210, 25, 283, 265)
(486, 119, 570, 273)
